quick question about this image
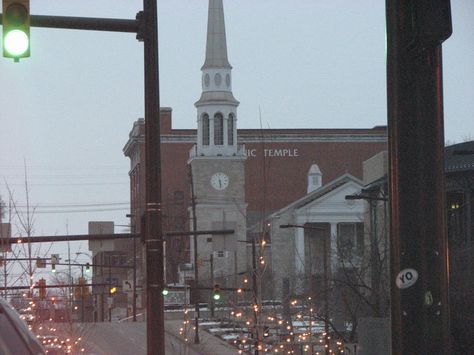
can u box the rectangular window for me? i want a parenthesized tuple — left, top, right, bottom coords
(227, 116, 234, 145)
(202, 115, 210, 145)
(337, 223, 364, 259)
(214, 114, 223, 145)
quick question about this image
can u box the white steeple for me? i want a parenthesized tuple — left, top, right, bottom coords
(194, 0, 239, 157)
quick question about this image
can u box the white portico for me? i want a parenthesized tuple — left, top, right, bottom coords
(268, 170, 366, 299)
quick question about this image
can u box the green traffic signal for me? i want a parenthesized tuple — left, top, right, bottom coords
(2, 0, 31, 60)
(4, 29, 29, 56)
(162, 287, 169, 296)
(212, 284, 221, 301)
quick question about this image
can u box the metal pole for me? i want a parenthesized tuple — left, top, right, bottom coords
(81, 266, 84, 323)
(143, 0, 165, 353)
(109, 266, 112, 323)
(210, 253, 215, 318)
(100, 255, 104, 322)
(189, 165, 200, 344)
(251, 237, 259, 355)
(323, 231, 329, 355)
(133, 221, 137, 322)
(386, 2, 451, 354)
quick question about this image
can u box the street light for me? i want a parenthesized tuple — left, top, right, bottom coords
(279, 224, 330, 355)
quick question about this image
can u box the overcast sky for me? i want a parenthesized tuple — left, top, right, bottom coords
(0, 0, 473, 261)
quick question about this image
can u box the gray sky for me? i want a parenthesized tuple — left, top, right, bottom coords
(0, 0, 473, 257)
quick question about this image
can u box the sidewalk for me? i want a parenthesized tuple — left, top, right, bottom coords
(165, 318, 239, 355)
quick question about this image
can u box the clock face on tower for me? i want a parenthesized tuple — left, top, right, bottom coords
(210, 172, 229, 190)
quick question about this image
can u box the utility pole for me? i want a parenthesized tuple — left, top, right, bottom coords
(386, 1, 452, 354)
(188, 165, 200, 344)
(81, 265, 85, 323)
(142, 0, 165, 352)
(251, 236, 260, 355)
(322, 228, 329, 355)
(0, 204, 6, 299)
(210, 253, 215, 318)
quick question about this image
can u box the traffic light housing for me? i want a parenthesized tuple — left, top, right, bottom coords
(212, 284, 221, 301)
(78, 277, 89, 298)
(85, 262, 91, 273)
(2, 0, 30, 60)
(50, 254, 58, 273)
(38, 278, 46, 300)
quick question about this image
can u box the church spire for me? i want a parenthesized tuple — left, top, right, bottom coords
(193, 0, 241, 158)
(202, 0, 232, 70)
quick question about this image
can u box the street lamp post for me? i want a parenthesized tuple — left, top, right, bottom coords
(280, 224, 330, 355)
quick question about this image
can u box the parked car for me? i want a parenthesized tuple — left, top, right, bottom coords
(0, 298, 45, 354)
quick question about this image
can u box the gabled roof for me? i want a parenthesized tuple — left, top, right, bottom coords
(268, 173, 364, 219)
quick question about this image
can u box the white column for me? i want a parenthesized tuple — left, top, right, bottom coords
(294, 228, 305, 293)
(330, 223, 338, 272)
(223, 115, 228, 147)
(209, 113, 215, 148)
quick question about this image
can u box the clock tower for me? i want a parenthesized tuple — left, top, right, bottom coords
(188, 0, 247, 289)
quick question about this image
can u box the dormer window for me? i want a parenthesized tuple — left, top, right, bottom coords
(202, 114, 210, 145)
(228, 114, 234, 145)
(214, 113, 223, 145)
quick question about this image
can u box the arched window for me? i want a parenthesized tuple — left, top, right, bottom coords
(202, 114, 209, 145)
(228, 114, 234, 145)
(214, 113, 224, 145)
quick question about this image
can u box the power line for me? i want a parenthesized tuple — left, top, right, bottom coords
(2, 182, 128, 187)
(14, 207, 130, 214)
(13, 202, 129, 208)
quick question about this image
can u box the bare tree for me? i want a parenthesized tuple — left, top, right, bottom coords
(330, 194, 390, 343)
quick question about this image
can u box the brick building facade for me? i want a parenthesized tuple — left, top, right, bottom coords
(123, 112, 387, 282)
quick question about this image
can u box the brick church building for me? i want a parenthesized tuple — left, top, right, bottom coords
(123, 0, 387, 283)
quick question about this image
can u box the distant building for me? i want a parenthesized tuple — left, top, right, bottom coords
(445, 141, 474, 354)
(88, 221, 133, 322)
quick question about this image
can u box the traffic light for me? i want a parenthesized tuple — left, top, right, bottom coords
(38, 278, 46, 300)
(2, 0, 30, 60)
(85, 262, 91, 273)
(78, 277, 89, 298)
(109, 286, 117, 295)
(212, 284, 221, 301)
(162, 287, 169, 296)
(51, 254, 58, 273)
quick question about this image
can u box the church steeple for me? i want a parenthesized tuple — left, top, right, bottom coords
(194, 0, 240, 158)
(202, 0, 232, 70)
